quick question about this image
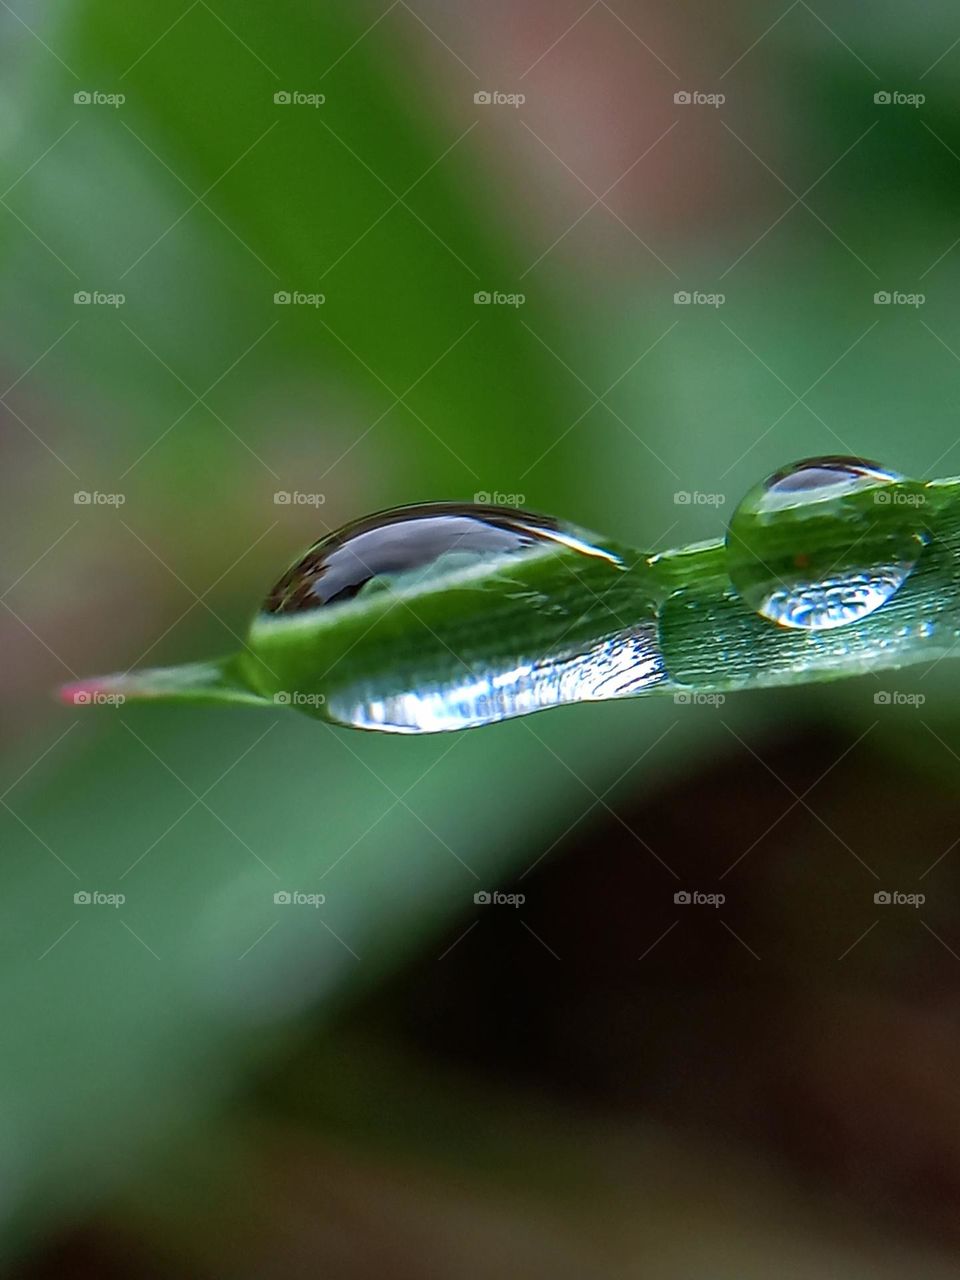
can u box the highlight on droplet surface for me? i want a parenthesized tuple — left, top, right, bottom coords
(248, 502, 667, 732)
(325, 625, 665, 733)
(725, 457, 928, 631)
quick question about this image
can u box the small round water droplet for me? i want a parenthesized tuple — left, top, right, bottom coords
(726, 457, 927, 631)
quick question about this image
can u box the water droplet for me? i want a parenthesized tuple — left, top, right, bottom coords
(264, 503, 621, 613)
(726, 457, 927, 631)
(252, 503, 667, 733)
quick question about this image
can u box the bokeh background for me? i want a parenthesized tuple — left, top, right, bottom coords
(4, 1, 960, 1275)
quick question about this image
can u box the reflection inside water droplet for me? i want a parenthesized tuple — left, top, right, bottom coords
(725, 456, 927, 631)
(264, 503, 621, 613)
(255, 503, 667, 732)
(331, 624, 666, 734)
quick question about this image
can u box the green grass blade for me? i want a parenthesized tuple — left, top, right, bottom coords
(63, 478, 960, 726)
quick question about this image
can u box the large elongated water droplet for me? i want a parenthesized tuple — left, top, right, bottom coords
(725, 457, 927, 630)
(250, 503, 667, 732)
(265, 504, 619, 612)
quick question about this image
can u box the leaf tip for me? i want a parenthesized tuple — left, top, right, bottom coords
(57, 675, 139, 707)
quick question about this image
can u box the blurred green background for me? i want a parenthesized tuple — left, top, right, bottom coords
(4, 1, 960, 1275)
